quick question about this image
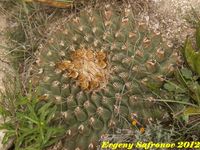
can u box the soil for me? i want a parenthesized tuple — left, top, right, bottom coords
(137, 0, 200, 48)
(0, 9, 8, 91)
(0, 4, 13, 150)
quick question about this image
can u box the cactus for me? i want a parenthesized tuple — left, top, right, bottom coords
(31, 4, 181, 149)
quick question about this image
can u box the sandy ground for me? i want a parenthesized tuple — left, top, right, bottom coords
(0, 4, 13, 150)
(0, 0, 200, 149)
(0, 10, 9, 91)
(138, 0, 200, 46)
(0, 8, 7, 150)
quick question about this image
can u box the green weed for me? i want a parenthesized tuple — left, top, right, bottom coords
(0, 75, 64, 150)
(161, 25, 200, 140)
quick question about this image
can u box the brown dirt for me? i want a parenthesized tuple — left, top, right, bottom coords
(0, 9, 9, 91)
(0, 4, 13, 150)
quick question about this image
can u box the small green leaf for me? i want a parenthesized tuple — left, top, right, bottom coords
(0, 123, 15, 130)
(196, 25, 200, 49)
(2, 132, 15, 144)
(17, 113, 38, 124)
(46, 106, 57, 123)
(38, 102, 54, 122)
(181, 68, 193, 79)
(182, 115, 189, 123)
(18, 96, 29, 105)
(38, 102, 53, 115)
(164, 83, 176, 92)
(26, 103, 38, 121)
(184, 106, 200, 116)
(184, 38, 200, 76)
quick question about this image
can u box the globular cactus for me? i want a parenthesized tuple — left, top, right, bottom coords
(31, 4, 181, 150)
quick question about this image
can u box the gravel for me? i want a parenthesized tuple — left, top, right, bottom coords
(136, 0, 200, 47)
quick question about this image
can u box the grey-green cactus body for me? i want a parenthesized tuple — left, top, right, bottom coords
(33, 4, 180, 150)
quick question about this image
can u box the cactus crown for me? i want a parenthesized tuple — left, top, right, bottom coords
(56, 48, 109, 91)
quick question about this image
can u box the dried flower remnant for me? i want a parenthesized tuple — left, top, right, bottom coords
(140, 127, 145, 133)
(56, 49, 109, 90)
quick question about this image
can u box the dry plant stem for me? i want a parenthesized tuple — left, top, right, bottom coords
(25, 0, 73, 8)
